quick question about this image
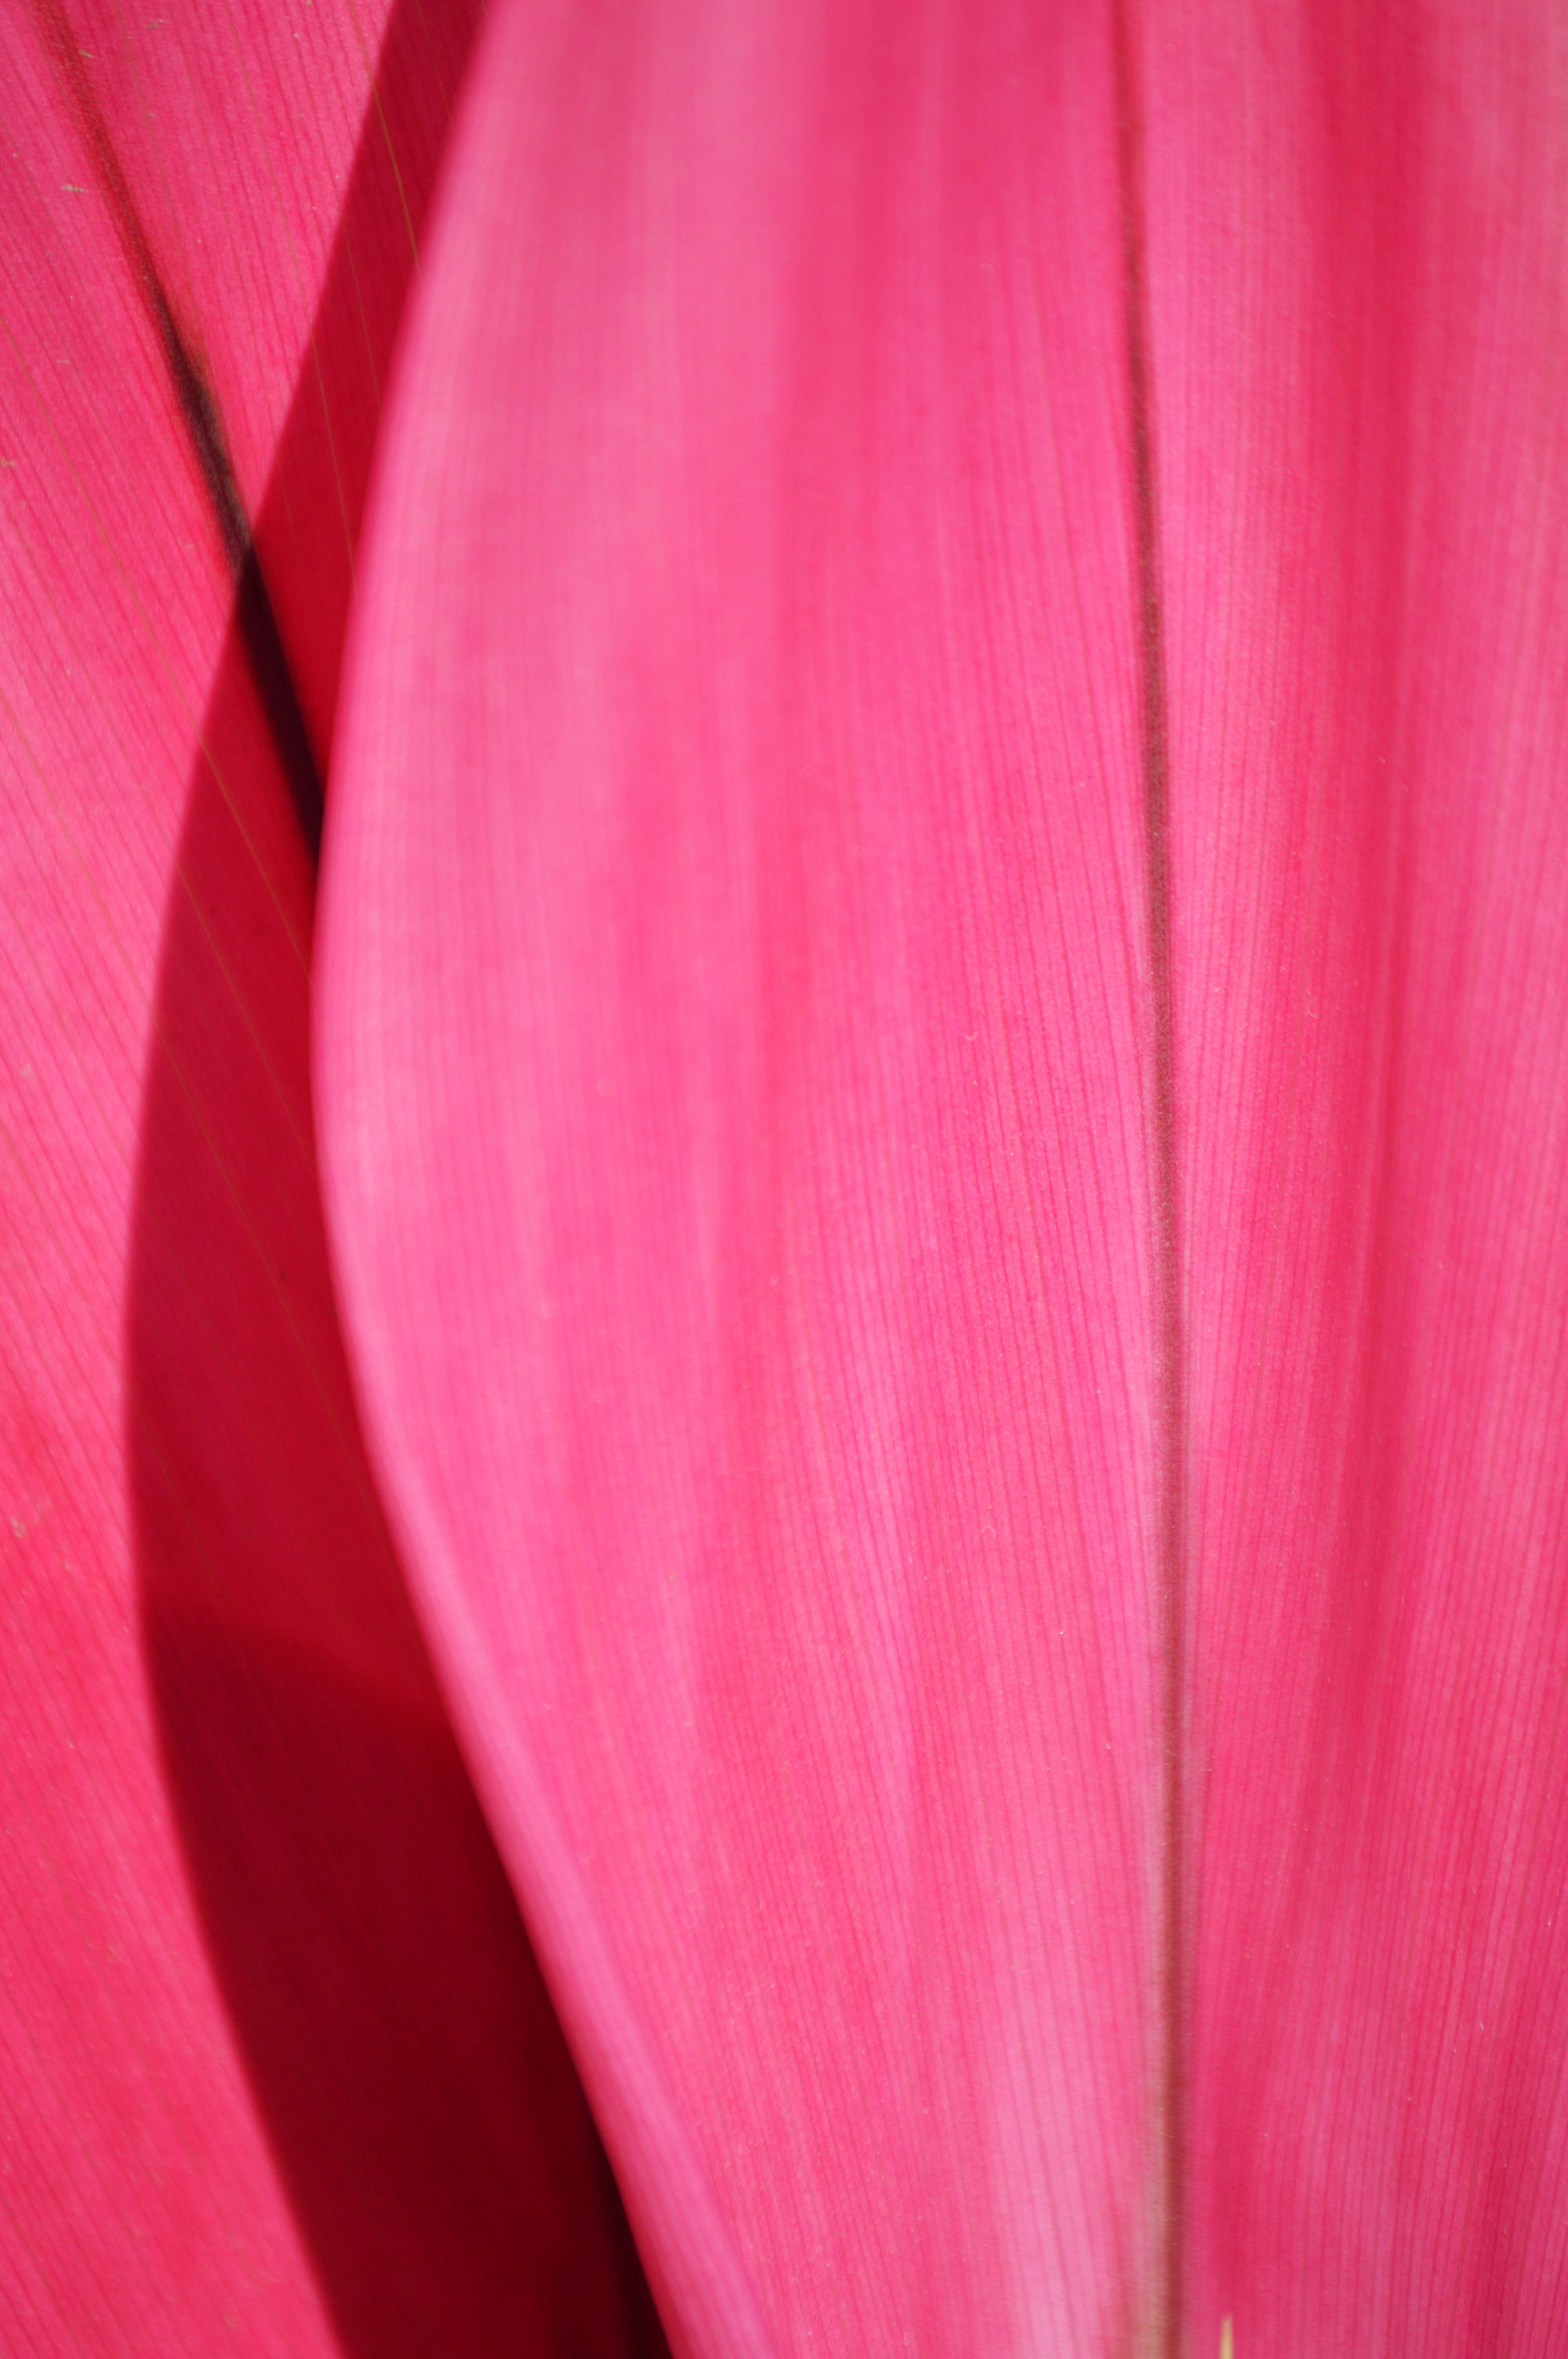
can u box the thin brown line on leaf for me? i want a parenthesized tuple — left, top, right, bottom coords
(1112, 0, 1188, 2350)
(34, 0, 324, 865)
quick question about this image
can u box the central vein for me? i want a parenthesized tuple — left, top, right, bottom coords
(1112, 2, 1189, 2350)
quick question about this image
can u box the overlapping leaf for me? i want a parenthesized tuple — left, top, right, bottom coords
(0, 4, 653, 2348)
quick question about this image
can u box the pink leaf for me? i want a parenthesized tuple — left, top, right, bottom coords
(318, 0, 1568, 2353)
(321, 1, 1159, 2349)
(1, 2, 656, 2347)
(1145, 5, 1568, 2348)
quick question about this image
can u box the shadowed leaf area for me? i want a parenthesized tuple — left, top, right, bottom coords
(0, 0, 668, 2345)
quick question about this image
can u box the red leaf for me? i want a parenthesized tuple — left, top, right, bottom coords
(319, 0, 1568, 2352)
(321, 2, 1157, 2348)
(1145, 4, 1568, 2346)
(1, 3, 655, 2347)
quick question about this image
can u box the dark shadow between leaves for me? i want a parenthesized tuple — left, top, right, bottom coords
(125, 3, 669, 2350)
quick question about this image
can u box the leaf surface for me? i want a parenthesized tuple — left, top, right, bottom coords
(1143, 4, 1568, 2347)
(320, 2, 1160, 2349)
(321, 1, 1568, 2353)
(0, 3, 653, 2347)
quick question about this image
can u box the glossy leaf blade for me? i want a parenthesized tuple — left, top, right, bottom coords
(322, 1, 1568, 2352)
(1138, 3, 1568, 2347)
(319, 2, 1164, 2350)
